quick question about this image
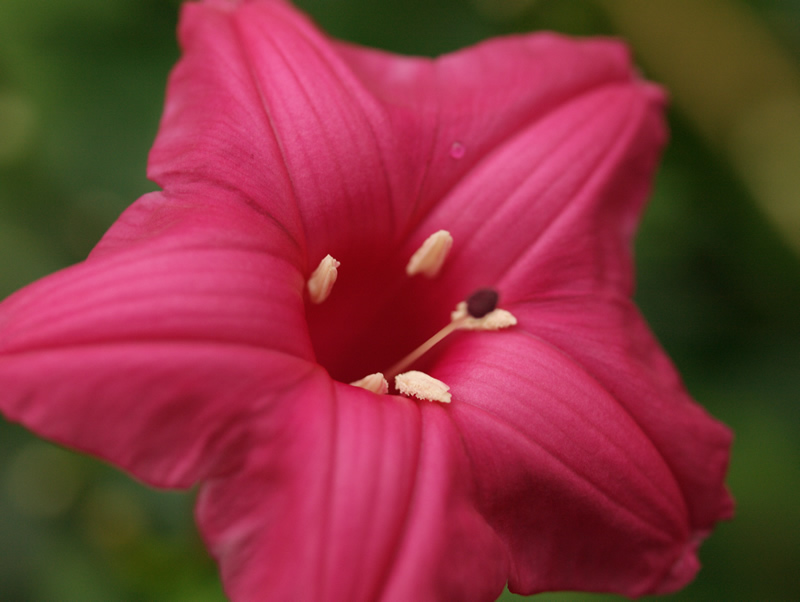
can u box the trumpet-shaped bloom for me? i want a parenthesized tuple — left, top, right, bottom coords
(0, 1, 732, 600)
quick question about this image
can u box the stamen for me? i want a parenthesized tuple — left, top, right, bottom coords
(406, 230, 453, 278)
(383, 288, 517, 381)
(395, 371, 451, 403)
(350, 373, 389, 395)
(307, 254, 340, 304)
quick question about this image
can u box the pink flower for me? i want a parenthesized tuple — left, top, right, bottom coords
(0, 1, 732, 600)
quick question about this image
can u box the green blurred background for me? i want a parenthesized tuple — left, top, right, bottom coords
(1, 0, 798, 600)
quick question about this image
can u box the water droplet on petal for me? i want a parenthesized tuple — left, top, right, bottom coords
(449, 141, 465, 159)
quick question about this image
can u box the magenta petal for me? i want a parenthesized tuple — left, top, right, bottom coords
(149, 0, 401, 259)
(436, 332, 702, 596)
(0, 343, 311, 488)
(196, 376, 507, 602)
(0, 191, 313, 486)
(150, 0, 647, 265)
(336, 32, 641, 222)
(2, 192, 308, 360)
(410, 75, 665, 307)
(514, 295, 734, 532)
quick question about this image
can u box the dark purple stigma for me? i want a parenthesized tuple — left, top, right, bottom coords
(466, 288, 499, 318)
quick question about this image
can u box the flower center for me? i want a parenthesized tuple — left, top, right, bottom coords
(304, 231, 516, 402)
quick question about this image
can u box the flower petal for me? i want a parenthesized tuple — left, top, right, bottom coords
(435, 331, 701, 596)
(0, 189, 313, 486)
(336, 32, 641, 225)
(150, 0, 644, 266)
(412, 74, 666, 307)
(149, 0, 398, 260)
(0, 343, 312, 488)
(513, 294, 734, 532)
(2, 191, 308, 358)
(196, 376, 508, 602)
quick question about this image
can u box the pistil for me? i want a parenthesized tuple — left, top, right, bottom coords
(383, 288, 517, 383)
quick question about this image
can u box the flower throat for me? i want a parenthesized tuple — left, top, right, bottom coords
(305, 230, 517, 403)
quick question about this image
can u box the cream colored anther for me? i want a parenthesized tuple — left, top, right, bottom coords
(406, 230, 453, 278)
(395, 371, 452, 403)
(350, 373, 389, 395)
(307, 254, 340, 304)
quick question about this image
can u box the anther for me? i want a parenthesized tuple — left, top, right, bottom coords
(395, 371, 451, 403)
(350, 373, 389, 395)
(307, 254, 340, 304)
(406, 230, 453, 278)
